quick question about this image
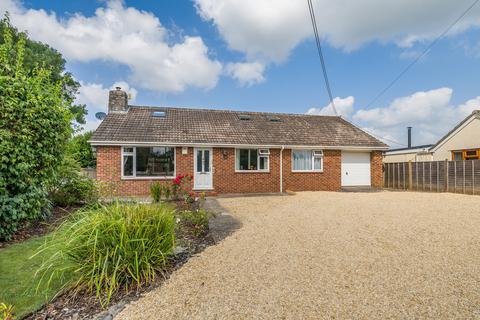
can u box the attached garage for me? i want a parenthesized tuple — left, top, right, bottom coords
(341, 151, 371, 186)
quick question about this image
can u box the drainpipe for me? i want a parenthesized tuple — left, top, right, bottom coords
(280, 146, 285, 193)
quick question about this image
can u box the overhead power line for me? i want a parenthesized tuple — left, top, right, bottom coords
(307, 0, 338, 116)
(365, 0, 480, 109)
(363, 129, 408, 147)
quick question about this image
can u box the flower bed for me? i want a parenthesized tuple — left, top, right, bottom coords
(22, 198, 214, 319)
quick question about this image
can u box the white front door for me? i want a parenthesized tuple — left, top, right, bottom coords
(341, 151, 371, 186)
(194, 148, 213, 190)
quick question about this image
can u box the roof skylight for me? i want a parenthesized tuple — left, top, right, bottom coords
(268, 117, 281, 122)
(152, 111, 166, 118)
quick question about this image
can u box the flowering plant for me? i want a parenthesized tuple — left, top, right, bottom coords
(171, 173, 192, 200)
(183, 191, 195, 204)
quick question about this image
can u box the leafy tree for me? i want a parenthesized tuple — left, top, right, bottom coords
(0, 23, 73, 239)
(67, 131, 96, 168)
(0, 15, 87, 128)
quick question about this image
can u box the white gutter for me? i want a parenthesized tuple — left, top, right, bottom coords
(88, 140, 388, 151)
(280, 146, 285, 193)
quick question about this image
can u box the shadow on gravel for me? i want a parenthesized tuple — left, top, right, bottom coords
(203, 198, 242, 244)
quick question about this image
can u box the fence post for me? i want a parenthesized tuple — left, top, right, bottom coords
(444, 160, 449, 192)
(403, 162, 406, 190)
(429, 162, 432, 191)
(473, 161, 475, 195)
(408, 161, 413, 190)
(422, 162, 425, 191)
(454, 162, 457, 193)
(416, 162, 419, 190)
(397, 163, 400, 189)
(463, 161, 466, 195)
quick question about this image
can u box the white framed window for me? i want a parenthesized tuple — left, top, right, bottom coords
(292, 149, 323, 172)
(236, 148, 269, 171)
(121, 146, 176, 179)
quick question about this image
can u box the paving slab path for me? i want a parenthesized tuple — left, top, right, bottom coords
(116, 191, 480, 319)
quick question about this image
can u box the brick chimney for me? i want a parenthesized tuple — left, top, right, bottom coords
(108, 87, 128, 113)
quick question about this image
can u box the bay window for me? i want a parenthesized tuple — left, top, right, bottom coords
(292, 150, 323, 172)
(122, 146, 175, 178)
(236, 148, 269, 171)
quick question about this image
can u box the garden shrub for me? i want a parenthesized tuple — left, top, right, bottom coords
(163, 185, 171, 200)
(171, 174, 192, 200)
(49, 157, 98, 207)
(0, 22, 73, 240)
(35, 202, 176, 306)
(150, 182, 162, 203)
(178, 209, 212, 237)
(66, 131, 96, 168)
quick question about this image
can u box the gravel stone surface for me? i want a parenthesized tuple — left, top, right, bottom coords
(115, 191, 480, 319)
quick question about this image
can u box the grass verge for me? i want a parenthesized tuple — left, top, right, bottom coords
(0, 236, 73, 318)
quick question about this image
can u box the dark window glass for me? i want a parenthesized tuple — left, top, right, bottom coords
(238, 149, 260, 170)
(259, 156, 268, 170)
(249, 149, 258, 170)
(239, 149, 249, 170)
(204, 150, 210, 172)
(196, 150, 203, 172)
(123, 155, 133, 176)
(453, 152, 463, 161)
(136, 147, 174, 177)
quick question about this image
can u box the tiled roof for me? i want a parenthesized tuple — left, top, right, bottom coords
(91, 106, 388, 148)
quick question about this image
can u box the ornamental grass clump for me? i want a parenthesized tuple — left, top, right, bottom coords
(34, 202, 176, 306)
(150, 181, 163, 203)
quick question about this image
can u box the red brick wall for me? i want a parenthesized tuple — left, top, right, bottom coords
(96, 146, 193, 196)
(370, 150, 383, 188)
(283, 149, 341, 192)
(95, 146, 379, 195)
(212, 148, 281, 193)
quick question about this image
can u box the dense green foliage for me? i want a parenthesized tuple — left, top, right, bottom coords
(66, 131, 96, 168)
(150, 182, 163, 203)
(0, 16, 87, 127)
(35, 203, 176, 306)
(0, 22, 73, 239)
(49, 157, 98, 207)
(178, 209, 211, 237)
(0, 236, 74, 318)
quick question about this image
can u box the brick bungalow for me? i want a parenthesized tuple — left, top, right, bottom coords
(89, 88, 388, 196)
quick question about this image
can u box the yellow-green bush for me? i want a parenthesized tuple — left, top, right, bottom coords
(35, 202, 176, 306)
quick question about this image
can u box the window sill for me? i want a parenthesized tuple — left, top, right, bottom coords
(235, 170, 270, 173)
(121, 176, 175, 180)
(291, 170, 324, 173)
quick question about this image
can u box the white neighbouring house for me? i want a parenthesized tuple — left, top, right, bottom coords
(384, 110, 480, 163)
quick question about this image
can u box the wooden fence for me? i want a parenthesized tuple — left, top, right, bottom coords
(383, 160, 480, 195)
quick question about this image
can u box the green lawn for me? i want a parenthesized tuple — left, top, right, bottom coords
(0, 235, 73, 318)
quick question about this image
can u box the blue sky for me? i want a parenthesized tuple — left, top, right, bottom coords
(3, 0, 480, 147)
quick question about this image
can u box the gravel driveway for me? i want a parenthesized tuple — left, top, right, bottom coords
(116, 191, 480, 319)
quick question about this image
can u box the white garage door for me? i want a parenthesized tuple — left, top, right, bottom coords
(341, 152, 371, 186)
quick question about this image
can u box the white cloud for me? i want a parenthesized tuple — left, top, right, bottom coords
(76, 81, 137, 132)
(226, 61, 265, 86)
(352, 88, 460, 146)
(2, 0, 222, 93)
(306, 96, 355, 117)
(195, 0, 480, 62)
(195, 0, 310, 62)
(305, 88, 480, 147)
(353, 88, 454, 127)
